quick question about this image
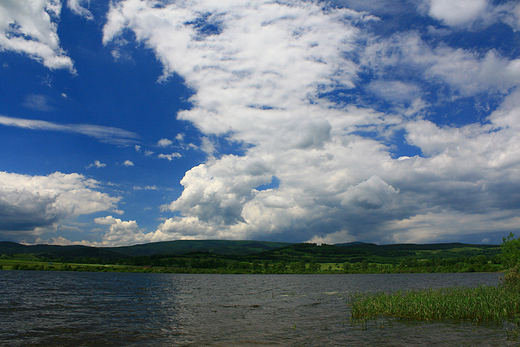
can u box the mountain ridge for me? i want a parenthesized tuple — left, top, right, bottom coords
(0, 240, 292, 260)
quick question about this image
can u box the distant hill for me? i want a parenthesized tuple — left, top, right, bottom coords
(0, 241, 123, 260)
(334, 242, 501, 254)
(0, 240, 502, 264)
(0, 240, 292, 261)
(105, 240, 292, 257)
(334, 242, 502, 259)
(248, 242, 502, 263)
(334, 241, 374, 247)
(334, 242, 481, 249)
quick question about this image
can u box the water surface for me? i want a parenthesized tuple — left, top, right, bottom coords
(0, 271, 513, 346)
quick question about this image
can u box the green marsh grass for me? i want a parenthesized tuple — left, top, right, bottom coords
(350, 285, 520, 323)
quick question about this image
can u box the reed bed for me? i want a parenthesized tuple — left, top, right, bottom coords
(350, 285, 520, 322)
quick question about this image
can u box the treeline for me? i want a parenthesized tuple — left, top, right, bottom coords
(14, 252, 499, 274)
(7, 257, 501, 275)
(343, 255, 500, 274)
(71, 254, 324, 274)
(8, 260, 321, 274)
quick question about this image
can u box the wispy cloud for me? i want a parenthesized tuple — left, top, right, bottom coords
(86, 160, 106, 169)
(0, 0, 75, 72)
(133, 185, 158, 190)
(66, 0, 93, 20)
(22, 94, 54, 112)
(158, 153, 182, 161)
(0, 115, 139, 145)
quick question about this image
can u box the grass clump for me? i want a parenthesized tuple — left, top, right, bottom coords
(351, 233, 520, 325)
(350, 285, 520, 322)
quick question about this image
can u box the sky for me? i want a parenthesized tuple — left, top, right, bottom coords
(1, 0, 520, 247)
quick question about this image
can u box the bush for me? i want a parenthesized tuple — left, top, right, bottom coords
(503, 265, 520, 287)
(501, 233, 520, 288)
(501, 233, 520, 269)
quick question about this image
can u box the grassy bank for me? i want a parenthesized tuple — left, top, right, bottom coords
(349, 233, 520, 334)
(350, 285, 520, 322)
(349, 285, 520, 340)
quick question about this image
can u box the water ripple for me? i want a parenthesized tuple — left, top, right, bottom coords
(0, 271, 510, 346)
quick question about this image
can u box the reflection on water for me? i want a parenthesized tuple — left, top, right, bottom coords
(0, 271, 512, 346)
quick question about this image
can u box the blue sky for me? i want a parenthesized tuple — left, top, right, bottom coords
(1, 0, 520, 246)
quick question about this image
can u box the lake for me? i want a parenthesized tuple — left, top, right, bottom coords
(0, 271, 514, 346)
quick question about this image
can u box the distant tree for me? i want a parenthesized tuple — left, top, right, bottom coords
(263, 261, 270, 271)
(298, 260, 306, 273)
(476, 255, 488, 266)
(252, 260, 260, 271)
(275, 261, 286, 273)
(308, 260, 320, 272)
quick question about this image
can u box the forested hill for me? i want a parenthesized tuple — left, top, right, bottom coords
(249, 242, 502, 264)
(0, 240, 292, 260)
(0, 240, 502, 265)
(105, 240, 291, 257)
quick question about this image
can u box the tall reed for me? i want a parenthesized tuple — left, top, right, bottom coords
(350, 285, 520, 322)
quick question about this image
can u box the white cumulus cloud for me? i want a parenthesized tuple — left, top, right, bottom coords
(101, 0, 520, 244)
(421, 0, 520, 30)
(0, 171, 121, 241)
(427, 0, 488, 26)
(94, 216, 147, 247)
(157, 138, 173, 147)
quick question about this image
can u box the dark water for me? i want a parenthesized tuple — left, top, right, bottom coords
(0, 271, 514, 346)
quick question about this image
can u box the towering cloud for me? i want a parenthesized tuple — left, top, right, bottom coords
(101, 0, 520, 244)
